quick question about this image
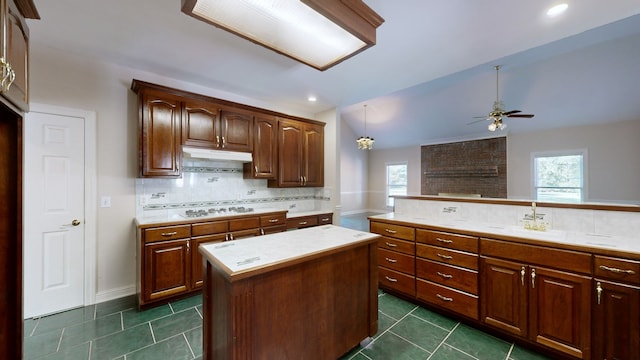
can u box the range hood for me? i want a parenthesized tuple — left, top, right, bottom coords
(183, 146, 253, 162)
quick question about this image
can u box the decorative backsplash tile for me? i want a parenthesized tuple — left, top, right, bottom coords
(136, 160, 331, 219)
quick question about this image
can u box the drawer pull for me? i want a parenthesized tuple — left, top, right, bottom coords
(385, 242, 398, 248)
(299, 221, 308, 225)
(436, 253, 453, 260)
(436, 294, 453, 302)
(268, 219, 279, 223)
(321, 218, 330, 221)
(385, 229, 397, 234)
(596, 281, 602, 305)
(385, 257, 397, 263)
(437, 271, 452, 279)
(384, 276, 398, 283)
(436, 237, 453, 244)
(599, 265, 636, 275)
(161, 231, 178, 237)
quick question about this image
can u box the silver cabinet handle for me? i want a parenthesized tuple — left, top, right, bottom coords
(268, 219, 279, 223)
(161, 231, 177, 237)
(385, 257, 397, 263)
(384, 229, 397, 234)
(186, 240, 190, 253)
(596, 281, 602, 305)
(599, 265, 636, 275)
(436, 237, 453, 244)
(385, 242, 397, 248)
(437, 271, 452, 279)
(521, 266, 526, 287)
(321, 218, 330, 221)
(299, 221, 308, 225)
(436, 253, 453, 260)
(531, 268, 536, 288)
(384, 276, 398, 283)
(436, 294, 453, 302)
(216, 135, 220, 147)
(254, 166, 258, 176)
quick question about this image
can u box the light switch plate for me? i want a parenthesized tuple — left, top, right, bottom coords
(101, 196, 111, 208)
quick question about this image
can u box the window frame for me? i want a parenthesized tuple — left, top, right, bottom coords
(385, 161, 408, 208)
(530, 149, 588, 203)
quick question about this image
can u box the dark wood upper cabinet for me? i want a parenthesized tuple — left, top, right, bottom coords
(269, 118, 324, 187)
(136, 88, 182, 178)
(219, 106, 253, 152)
(182, 99, 219, 149)
(244, 113, 277, 179)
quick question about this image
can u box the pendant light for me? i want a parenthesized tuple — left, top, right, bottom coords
(356, 104, 374, 150)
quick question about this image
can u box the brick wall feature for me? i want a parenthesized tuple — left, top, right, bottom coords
(421, 137, 507, 198)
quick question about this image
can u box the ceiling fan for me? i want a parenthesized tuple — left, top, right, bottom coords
(469, 65, 534, 131)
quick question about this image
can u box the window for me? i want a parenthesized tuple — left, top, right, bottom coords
(386, 162, 407, 207)
(532, 150, 586, 203)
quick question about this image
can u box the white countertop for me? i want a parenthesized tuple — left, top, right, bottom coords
(136, 208, 332, 226)
(199, 225, 379, 277)
(370, 213, 640, 256)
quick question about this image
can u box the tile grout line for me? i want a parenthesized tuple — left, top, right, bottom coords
(120, 311, 125, 331)
(505, 343, 515, 360)
(426, 322, 462, 360)
(148, 322, 157, 344)
(183, 332, 196, 359)
(29, 318, 39, 337)
(55, 327, 65, 352)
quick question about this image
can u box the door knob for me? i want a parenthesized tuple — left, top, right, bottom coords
(71, 219, 81, 226)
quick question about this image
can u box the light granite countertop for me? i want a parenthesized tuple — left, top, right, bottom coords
(135, 209, 332, 227)
(369, 213, 640, 257)
(199, 225, 379, 279)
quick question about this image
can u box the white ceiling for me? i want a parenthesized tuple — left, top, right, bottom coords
(29, 1, 640, 149)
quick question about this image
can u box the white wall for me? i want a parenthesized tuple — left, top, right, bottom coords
(29, 44, 334, 301)
(508, 119, 640, 203)
(339, 118, 369, 214)
(367, 146, 422, 212)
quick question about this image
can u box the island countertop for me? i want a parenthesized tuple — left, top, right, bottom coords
(199, 224, 380, 281)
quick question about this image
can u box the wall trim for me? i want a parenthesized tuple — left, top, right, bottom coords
(95, 285, 136, 304)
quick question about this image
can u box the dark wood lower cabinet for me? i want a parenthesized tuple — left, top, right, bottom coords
(144, 239, 190, 302)
(592, 280, 640, 360)
(0, 105, 23, 359)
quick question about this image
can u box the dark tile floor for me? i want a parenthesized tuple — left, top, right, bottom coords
(22, 212, 551, 359)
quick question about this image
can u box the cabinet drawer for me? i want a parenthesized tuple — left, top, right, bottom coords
(416, 244, 478, 270)
(379, 267, 415, 297)
(378, 236, 415, 256)
(260, 213, 286, 227)
(229, 216, 260, 231)
(416, 229, 478, 253)
(144, 225, 191, 243)
(318, 213, 333, 225)
(192, 221, 228, 237)
(287, 215, 318, 229)
(370, 222, 415, 241)
(378, 248, 415, 275)
(594, 255, 640, 285)
(416, 279, 478, 320)
(416, 258, 478, 295)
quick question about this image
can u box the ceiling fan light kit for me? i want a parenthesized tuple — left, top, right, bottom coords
(471, 65, 535, 132)
(356, 104, 374, 150)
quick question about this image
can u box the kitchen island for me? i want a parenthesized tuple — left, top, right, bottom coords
(199, 225, 380, 360)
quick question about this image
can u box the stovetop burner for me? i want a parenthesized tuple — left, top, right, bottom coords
(184, 207, 254, 218)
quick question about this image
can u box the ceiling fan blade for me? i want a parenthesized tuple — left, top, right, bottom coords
(503, 110, 521, 115)
(507, 114, 535, 118)
(467, 118, 488, 125)
(472, 115, 488, 119)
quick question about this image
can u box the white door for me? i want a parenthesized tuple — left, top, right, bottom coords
(24, 111, 85, 318)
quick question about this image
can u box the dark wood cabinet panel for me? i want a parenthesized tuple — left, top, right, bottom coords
(416, 279, 478, 320)
(592, 280, 640, 360)
(182, 99, 219, 148)
(270, 118, 324, 187)
(137, 89, 182, 178)
(143, 239, 190, 301)
(481, 257, 528, 337)
(1, 0, 30, 111)
(191, 234, 226, 289)
(244, 113, 277, 179)
(219, 106, 253, 152)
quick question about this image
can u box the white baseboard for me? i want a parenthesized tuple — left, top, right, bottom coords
(94, 285, 136, 304)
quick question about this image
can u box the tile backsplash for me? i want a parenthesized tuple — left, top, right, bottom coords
(394, 198, 640, 238)
(135, 160, 332, 220)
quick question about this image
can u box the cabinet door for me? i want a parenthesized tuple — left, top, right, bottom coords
(302, 122, 324, 187)
(245, 114, 277, 179)
(1, 0, 29, 111)
(144, 239, 190, 302)
(182, 99, 220, 148)
(139, 90, 182, 177)
(480, 257, 528, 337)
(276, 118, 303, 186)
(592, 280, 639, 360)
(191, 234, 226, 289)
(219, 107, 253, 152)
(529, 266, 591, 360)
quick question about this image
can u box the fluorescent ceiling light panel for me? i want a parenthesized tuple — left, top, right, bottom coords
(547, 3, 568, 17)
(182, 0, 384, 71)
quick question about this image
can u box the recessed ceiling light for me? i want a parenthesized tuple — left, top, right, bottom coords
(547, 3, 568, 17)
(307, 96, 317, 102)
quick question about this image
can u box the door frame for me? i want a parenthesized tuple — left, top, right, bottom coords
(26, 103, 97, 308)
